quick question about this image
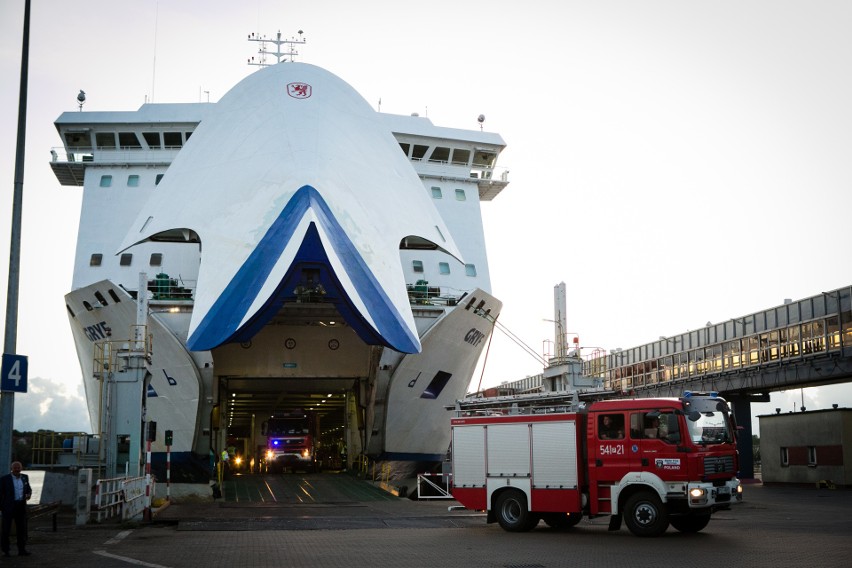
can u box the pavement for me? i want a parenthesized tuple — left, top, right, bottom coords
(13, 480, 852, 568)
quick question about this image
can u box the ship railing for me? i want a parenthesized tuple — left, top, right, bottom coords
(29, 431, 102, 469)
(51, 146, 179, 165)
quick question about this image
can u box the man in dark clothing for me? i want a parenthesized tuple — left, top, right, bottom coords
(0, 461, 32, 556)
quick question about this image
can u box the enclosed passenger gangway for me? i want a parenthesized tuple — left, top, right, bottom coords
(519, 284, 852, 480)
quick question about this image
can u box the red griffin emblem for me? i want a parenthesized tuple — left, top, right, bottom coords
(287, 82, 312, 99)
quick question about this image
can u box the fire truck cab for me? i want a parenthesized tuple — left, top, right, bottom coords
(450, 391, 742, 537)
(262, 410, 320, 473)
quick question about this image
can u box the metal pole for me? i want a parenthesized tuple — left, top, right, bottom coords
(0, 0, 31, 468)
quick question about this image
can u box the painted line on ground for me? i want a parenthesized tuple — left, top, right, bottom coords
(93, 549, 172, 568)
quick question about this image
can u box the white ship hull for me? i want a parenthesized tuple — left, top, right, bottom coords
(54, 61, 509, 480)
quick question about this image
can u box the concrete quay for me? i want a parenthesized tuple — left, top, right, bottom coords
(15, 482, 852, 568)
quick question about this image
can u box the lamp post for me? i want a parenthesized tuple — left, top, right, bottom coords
(0, 0, 31, 468)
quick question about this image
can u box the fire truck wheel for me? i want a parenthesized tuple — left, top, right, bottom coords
(669, 513, 711, 533)
(495, 489, 538, 532)
(623, 491, 669, 537)
(542, 512, 582, 529)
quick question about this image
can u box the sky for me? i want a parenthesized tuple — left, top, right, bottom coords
(1, 0, 851, 435)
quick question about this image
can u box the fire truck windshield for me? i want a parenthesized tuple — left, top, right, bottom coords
(685, 411, 734, 445)
(266, 417, 309, 436)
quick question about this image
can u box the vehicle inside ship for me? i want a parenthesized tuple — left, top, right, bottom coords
(218, 376, 351, 473)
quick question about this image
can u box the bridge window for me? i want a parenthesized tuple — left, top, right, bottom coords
(411, 144, 428, 160)
(90, 254, 103, 267)
(96, 132, 116, 149)
(156, 174, 164, 185)
(465, 264, 477, 277)
(150, 253, 163, 267)
(473, 150, 496, 168)
(120, 253, 132, 267)
(118, 132, 142, 149)
(398, 142, 410, 156)
(127, 175, 140, 187)
(428, 146, 451, 163)
(163, 132, 183, 148)
(143, 132, 162, 149)
(439, 262, 450, 275)
(431, 186, 442, 199)
(412, 260, 423, 273)
(455, 189, 466, 201)
(99, 175, 112, 187)
(451, 148, 471, 166)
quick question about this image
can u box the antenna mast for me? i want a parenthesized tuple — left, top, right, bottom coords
(247, 30, 306, 67)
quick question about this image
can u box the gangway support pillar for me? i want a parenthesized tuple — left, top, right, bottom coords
(728, 394, 767, 480)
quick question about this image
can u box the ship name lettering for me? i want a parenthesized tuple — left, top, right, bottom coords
(84, 321, 111, 342)
(464, 328, 485, 347)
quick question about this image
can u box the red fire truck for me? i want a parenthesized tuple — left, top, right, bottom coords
(262, 410, 320, 473)
(449, 391, 742, 537)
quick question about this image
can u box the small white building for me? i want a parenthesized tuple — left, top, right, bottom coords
(759, 407, 852, 487)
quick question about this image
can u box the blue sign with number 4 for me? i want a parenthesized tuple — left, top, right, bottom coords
(1, 353, 28, 393)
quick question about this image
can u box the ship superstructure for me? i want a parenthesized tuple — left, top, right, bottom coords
(52, 62, 507, 481)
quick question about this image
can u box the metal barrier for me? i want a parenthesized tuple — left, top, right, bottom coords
(94, 475, 155, 522)
(416, 473, 453, 499)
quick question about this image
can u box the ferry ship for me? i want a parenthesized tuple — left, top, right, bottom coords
(51, 61, 508, 482)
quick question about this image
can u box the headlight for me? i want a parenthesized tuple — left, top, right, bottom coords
(302, 449, 311, 458)
(234, 456, 242, 466)
(266, 450, 274, 460)
(689, 488, 706, 498)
